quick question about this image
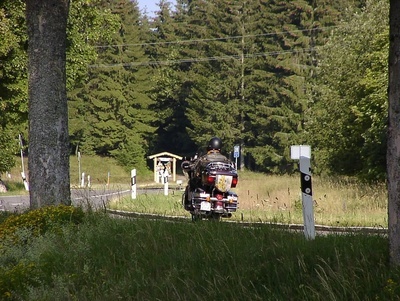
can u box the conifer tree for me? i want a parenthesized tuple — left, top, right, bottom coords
(69, 0, 155, 171)
(0, 0, 119, 172)
(171, 0, 244, 155)
(239, 0, 352, 172)
(147, 0, 197, 156)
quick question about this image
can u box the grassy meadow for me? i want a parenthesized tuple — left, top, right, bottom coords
(2, 155, 154, 194)
(110, 170, 388, 228)
(2, 155, 388, 227)
(0, 155, 396, 300)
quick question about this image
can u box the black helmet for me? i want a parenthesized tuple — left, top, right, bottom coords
(207, 137, 222, 151)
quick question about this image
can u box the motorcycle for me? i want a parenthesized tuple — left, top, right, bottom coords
(181, 157, 239, 221)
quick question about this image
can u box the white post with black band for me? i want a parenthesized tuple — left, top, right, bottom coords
(131, 169, 137, 200)
(291, 145, 315, 240)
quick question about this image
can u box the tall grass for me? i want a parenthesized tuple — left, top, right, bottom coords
(3, 156, 388, 227)
(0, 212, 397, 301)
(234, 171, 387, 227)
(110, 170, 388, 227)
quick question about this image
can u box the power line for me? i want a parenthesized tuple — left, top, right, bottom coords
(88, 47, 321, 69)
(93, 26, 338, 49)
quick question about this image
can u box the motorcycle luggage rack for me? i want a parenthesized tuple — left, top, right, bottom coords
(205, 162, 235, 172)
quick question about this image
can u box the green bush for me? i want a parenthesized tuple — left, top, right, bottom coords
(0, 261, 37, 300)
(0, 205, 85, 300)
(0, 205, 84, 242)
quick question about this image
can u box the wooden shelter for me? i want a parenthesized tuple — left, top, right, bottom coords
(148, 152, 183, 183)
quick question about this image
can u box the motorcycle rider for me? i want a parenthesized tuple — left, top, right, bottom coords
(193, 137, 233, 185)
(182, 137, 231, 208)
(182, 137, 229, 174)
(198, 137, 229, 163)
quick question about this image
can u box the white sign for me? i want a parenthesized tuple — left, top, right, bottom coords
(200, 201, 211, 211)
(234, 145, 240, 158)
(290, 145, 311, 159)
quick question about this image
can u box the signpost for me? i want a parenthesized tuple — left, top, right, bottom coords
(234, 145, 240, 168)
(291, 145, 315, 240)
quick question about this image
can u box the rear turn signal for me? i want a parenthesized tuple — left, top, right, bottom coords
(231, 177, 238, 187)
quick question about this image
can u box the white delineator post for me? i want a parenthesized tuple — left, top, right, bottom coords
(131, 169, 137, 200)
(291, 145, 315, 240)
(78, 151, 81, 187)
(164, 169, 169, 196)
(19, 134, 29, 191)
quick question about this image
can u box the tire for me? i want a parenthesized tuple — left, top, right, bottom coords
(191, 213, 201, 222)
(209, 213, 221, 221)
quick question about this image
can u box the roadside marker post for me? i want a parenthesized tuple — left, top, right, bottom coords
(291, 145, 315, 240)
(131, 169, 137, 200)
(19, 134, 29, 191)
(77, 151, 81, 187)
(164, 169, 169, 196)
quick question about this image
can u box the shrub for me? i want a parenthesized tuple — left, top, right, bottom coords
(0, 205, 85, 300)
(0, 205, 85, 242)
(0, 261, 37, 300)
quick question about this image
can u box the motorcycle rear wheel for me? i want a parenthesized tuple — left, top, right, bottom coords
(190, 213, 221, 222)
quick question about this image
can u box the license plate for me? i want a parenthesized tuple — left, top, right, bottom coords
(200, 201, 211, 211)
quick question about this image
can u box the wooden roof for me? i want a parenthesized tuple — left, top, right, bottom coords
(148, 152, 183, 160)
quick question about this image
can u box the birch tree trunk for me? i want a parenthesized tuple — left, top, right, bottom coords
(26, 0, 71, 208)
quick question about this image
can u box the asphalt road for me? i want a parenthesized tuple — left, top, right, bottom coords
(0, 188, 132, 212)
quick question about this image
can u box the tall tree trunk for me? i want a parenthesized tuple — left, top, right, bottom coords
(388, 0, 400, 266)
(26, 0, 71, 208)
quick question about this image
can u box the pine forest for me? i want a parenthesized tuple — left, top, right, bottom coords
(0, 0, 388, 181)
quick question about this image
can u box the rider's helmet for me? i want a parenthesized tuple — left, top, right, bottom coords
(207, 137, 222, 152)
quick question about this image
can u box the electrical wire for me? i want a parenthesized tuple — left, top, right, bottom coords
(88, 47, 320, 68)
(93, 26, 338, 49)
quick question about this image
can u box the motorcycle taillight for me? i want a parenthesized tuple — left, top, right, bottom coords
(215, 201, 224, 210)
(231, 176, 238, 187)
(206, 175, 215, 185)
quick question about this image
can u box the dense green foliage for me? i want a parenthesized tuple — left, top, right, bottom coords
(1, 0, 389, 180)
(309, 0, 388, 180)
(0, 205, 85, 298)
(0, 212, 398, 300)
(0, 205, 84, 241)
(0, 0, 119, 174)
(69, 0, 153, 173)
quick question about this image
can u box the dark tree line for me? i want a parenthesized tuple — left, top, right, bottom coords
(2, 0, 389, 181)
